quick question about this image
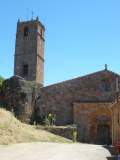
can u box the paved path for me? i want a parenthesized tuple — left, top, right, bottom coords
(0, 142, 111, 160)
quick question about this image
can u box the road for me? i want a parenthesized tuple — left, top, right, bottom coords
(0, 142, 111, 160)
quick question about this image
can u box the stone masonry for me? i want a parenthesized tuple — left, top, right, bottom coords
(36, 70, 118, 125)
(1, 76, 41, 123)
(14, 17, 45, 85)
(73, 102, 112, 144)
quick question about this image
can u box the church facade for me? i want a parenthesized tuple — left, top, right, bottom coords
(1, 18, 120, 145)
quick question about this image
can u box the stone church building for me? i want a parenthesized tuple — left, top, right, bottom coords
(1, 18, 120, 145)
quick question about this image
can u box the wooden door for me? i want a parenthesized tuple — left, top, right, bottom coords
(97, 125, 111, 145)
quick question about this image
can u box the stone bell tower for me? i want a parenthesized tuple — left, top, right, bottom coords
(14, 17, 45, 86)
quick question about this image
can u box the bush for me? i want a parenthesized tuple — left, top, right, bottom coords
(44, 116, 50, 126)
(0, 76, 4, 88)
(44, 113, 56, 126)
(72, 125, 77, 142)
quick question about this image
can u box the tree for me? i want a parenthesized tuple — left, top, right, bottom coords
(0, 76, 4, 88)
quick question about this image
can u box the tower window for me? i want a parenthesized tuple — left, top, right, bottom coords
(24, 27, 29, 37)
(23, 64, 28, 76)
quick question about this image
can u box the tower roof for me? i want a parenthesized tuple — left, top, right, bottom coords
(17, 17, 45, 30)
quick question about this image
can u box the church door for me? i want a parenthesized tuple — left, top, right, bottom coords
(97, 125, 111, 145)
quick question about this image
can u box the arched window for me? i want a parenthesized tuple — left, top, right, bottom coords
(24, 27, 29, 37)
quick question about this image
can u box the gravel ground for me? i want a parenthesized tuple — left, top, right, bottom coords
(0, 142, 111, 160)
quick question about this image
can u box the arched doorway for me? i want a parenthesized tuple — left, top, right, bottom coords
(97, 124, 111, 145)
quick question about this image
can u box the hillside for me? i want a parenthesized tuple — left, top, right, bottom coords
(0, 108, 71, 145)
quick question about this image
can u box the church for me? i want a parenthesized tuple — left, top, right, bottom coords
(1, 17, 120, 145)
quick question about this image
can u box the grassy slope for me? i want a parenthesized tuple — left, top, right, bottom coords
(0, 109, 71, 145)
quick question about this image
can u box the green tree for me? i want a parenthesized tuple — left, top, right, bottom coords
(0, 76, 4, 88)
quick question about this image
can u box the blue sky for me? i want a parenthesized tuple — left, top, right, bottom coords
(0, 0, 120, 85)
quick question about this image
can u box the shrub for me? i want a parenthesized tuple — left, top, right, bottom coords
(44, 113, 56, 126)
(72, 126, 77, 142)
(44, 116, 50, 126)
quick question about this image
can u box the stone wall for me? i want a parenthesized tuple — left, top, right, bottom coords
(37, 126, 77, 141)
(73, 102, 112, 144)
(36, 70, 118, 125)
(0, 76, 41, 123)
(112, 101, 120, 143)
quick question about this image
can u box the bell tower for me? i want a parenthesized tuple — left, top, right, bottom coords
(14, 17, 45, 86)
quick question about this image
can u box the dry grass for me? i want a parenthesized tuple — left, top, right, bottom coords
(0, 108, 71, 145)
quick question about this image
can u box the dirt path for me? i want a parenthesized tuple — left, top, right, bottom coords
(0, 142, 111, 160)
